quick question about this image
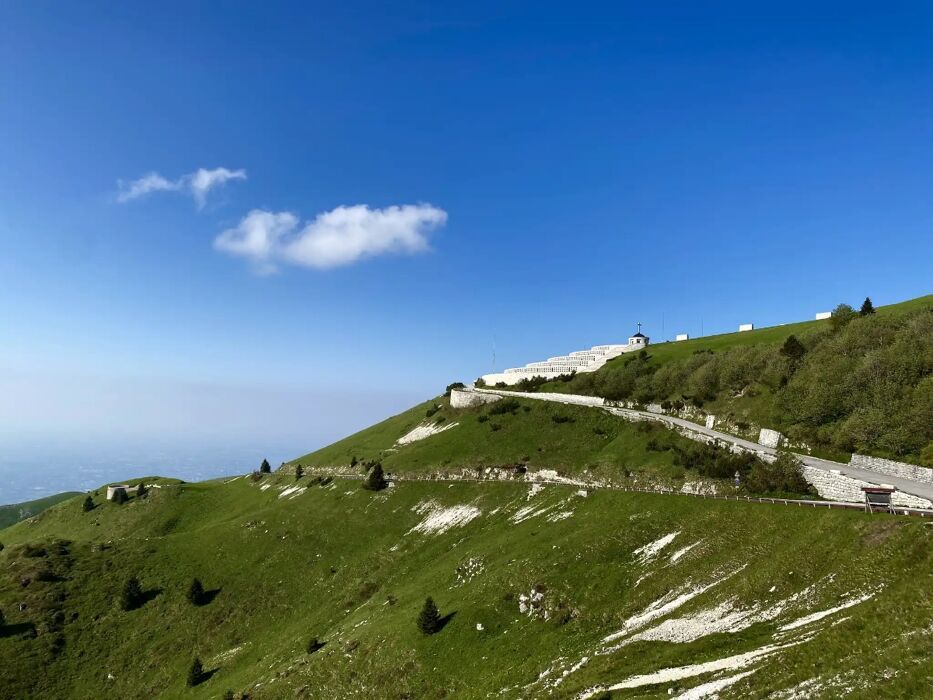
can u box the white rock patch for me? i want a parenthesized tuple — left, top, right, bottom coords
(396, 421, 459, 445)
(633, 531, 680, 564)
(278, 486, 306, 499)
(675, 670, 757, 699)
(577, 639, 803, 699)
(407, 501, 481, 536)
(511, 504, 555, 523)
(778, 591, 875, 632)
(669, 540, 703, 564)
(547, 510, 574, 522)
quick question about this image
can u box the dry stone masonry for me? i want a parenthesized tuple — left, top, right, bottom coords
(849, 454, 933, 486)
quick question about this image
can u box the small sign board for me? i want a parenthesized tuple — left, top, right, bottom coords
(862, 486, 894, 514)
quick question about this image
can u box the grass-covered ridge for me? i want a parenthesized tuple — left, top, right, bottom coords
(533, 295, 933, 465)
(0, 492, 82, 530)
(1, 474, 931, 698)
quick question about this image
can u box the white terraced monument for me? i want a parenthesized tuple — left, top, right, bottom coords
(480, 324, 650, 386)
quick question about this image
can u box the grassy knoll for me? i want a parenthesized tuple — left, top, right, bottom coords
(0, 492, 82, 530)
(1, 474, 930, 699)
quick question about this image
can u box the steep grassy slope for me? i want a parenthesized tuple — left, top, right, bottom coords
(535, 295, 933, 464)
(292, 396, 691, 481)
(0, 492, 82, 530)
(1, 475, 930, 699)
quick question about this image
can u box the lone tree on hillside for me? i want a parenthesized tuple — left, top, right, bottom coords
(187, 578, 205, 606)
(0, 607, 5, 628)
(830, 303, 856, 331)
(259, 459, 271, 474)
(187, 657, 204, 687)
(82, 495, 94, 512)
(779, 335, 807, 362)
(120, 576, 144, 611)
(362, 462, 388, 491)
(295, 465, 304, 480)
(860, 297, 875, 316)
(417, 597, 441, 635)
(112, 488, 128, 505)
(136, 481, 148, 499)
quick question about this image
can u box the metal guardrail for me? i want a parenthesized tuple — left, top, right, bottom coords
(292, 467, 933, 518)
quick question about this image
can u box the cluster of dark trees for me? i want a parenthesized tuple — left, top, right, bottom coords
(644, 423, 813, 495)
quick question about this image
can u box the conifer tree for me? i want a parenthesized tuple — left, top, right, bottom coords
(82, 495, 94, 512)
(187, 578, 204, 606)
(860, 297, 875, 316)
(362, 462, 387, 491)
(417, 597, 441, 635)
(0, 607, 5, 628)
(187, 657, 204, 687)
(113, 488, 128, 505)
(136, 481, 148, 498)
(260, 459, 271, 474)
(120, 576, 143, 611)
(295, 465, 304, 480)
(779, 335, 806, 362)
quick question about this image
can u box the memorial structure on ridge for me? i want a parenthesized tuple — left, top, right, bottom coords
(480, 324, 650, 386)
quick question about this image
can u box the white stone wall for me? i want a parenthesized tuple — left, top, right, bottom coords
(815, 311, 832, 320)
(450, 389, 502, 409)
(802, 467, 933, 509)
(705, 415, 716, 429)
(676, 333, 689, 341)
(758, 428, 784, 449)
(475, 387, 606, 408)
(849, 454, 933, 486)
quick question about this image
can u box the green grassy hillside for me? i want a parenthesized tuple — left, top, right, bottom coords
(292, 396, 688, 480)
(1, 473, 931, 699)
(0, 492, 82, 530)
(531, 295, 933, 465)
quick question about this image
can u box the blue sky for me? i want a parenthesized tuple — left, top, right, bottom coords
(1, 2, 931, 500)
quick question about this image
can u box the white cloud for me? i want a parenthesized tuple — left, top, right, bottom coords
(117, 167, 246, 207)
(214, 203, 448, 272)
(188, 168, 247, 208)
(116, 172, 179, 202)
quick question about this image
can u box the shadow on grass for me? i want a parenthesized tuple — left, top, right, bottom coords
(437, 611, 457, 632)
(0, 622, 37, 639)
(197, 588, 222, 606)
(308, 640, 326, 654)
(139, 587, 163, 607)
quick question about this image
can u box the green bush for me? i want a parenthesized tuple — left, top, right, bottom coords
(362, 463, 387, 491)
(745, 451, 813, 496)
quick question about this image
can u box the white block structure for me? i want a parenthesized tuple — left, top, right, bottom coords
(675, 333, 689, 341)
(481, 327, 649, 386)
(815, 311, 831, 320)
(738, 323, 754, 332)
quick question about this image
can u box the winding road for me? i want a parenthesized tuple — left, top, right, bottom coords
(469, 387, 933, 503)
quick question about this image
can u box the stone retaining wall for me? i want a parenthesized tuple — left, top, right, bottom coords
(849, 454, 933, 486)
(450, 389, 502, 409)
(803, 466, 933, 509)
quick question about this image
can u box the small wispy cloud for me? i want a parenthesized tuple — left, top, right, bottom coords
(117, 167, 246, 208)
(214, 203, 448, 273)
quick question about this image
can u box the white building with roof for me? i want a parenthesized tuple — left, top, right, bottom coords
(480, 325, 650, 386)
